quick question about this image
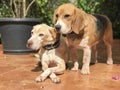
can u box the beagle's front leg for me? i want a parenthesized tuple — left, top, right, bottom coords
(81, 46, 91, 74)
(69, 46, 79, 71)
(79, 36, 91, 74)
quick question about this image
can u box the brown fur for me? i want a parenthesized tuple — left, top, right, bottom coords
(54, 3, 113, 74)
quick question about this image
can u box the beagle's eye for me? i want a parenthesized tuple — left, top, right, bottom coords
(64, 14, 70, 18)
(39, 34, 44, 37)
(56, 14, 59, 18)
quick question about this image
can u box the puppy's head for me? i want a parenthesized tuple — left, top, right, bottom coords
(27, 24, 57, 50)
(54, 3, 87, 34)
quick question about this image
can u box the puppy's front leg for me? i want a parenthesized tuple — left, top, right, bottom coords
(35, 61, 49, 82)
(49, 60, 65, 83)
(36, 69, 52, 82)
(49, 73, 61, 83)
(81, 46, 91, 74)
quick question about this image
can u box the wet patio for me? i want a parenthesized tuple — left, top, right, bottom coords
(0, 40, 120, 90)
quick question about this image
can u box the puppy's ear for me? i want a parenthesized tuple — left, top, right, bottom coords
(49, 28, 57, 39)
(53, 9, 58, 24)
(72, 8, 86, 34)
(49, 28, 61, 40)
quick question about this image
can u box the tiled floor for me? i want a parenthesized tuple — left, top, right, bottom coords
(0, 40, 120, 90)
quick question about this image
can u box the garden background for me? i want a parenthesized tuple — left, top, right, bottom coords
(0, 0, 120, 38)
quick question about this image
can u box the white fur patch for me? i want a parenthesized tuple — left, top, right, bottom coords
(81, 46, 91, 74)
(55, 19, 71, 34)
(42, 49, 60, 64)
(79, 36, 89, 48)
(71, 61, 79, 71)
(28, 34, 43, 50)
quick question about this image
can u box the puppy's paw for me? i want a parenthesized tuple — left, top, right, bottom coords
(34, 53, 40, 58)
(35, 76, 46, 82)
(81, 65, 90, 75)
(51, 77, 61, 84)
(107, 58, 113, 65)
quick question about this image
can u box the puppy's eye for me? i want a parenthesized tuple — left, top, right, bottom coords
(64, 14, 70, 18)
(56, 14, 59, 18)
(39, 34, 44, 37)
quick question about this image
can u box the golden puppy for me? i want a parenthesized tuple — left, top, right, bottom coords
(54, 3, 113, 74)
(27, 24, 68, 83)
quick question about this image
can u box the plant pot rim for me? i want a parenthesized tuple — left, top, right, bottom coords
(0, 18, 40, 22)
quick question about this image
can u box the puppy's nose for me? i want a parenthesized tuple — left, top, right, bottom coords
(27, 41, 33, 48)
(55, 24, 61, 32)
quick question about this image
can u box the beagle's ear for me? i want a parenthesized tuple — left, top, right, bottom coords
(72, 8, 86, 34)
(53, 9, 58, 24)
(49, 28, 57, 39)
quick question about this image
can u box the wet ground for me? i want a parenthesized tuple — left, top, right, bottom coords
(0, 40, 120, 90)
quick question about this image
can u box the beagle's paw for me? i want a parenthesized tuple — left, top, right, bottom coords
(51, 76, 61, 84)
(81, 65, 90, 75)
(71, 61, 79, 71)
(35, 76, 46, 82)
(71, 67, 79, 71)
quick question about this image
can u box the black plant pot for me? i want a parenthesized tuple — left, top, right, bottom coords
(0, 18, 40, 54)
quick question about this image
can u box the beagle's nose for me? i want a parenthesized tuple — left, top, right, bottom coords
(55, 24, 61, 32)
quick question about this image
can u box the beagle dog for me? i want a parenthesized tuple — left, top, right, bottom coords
(54, 3, 113, 74)
(27, 24, 68, 83)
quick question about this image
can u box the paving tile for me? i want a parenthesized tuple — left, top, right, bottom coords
(0, 39, 120, 90)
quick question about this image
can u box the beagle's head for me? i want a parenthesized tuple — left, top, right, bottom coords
(27, 24, 57, 50)
(54, 3, 87, 34)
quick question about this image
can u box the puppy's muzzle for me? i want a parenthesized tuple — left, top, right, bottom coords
(55, 24, 61, 32)
(27, 41, 33, 48)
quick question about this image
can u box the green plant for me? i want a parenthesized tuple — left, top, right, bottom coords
(77, 0, 100, 14)
(76, 0, 120, 38)
(0, 0, 119, 38)
(34, 0, 70, 25)
(0, 1, 13, 17)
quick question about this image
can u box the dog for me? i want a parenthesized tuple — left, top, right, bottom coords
(54, 3, 113, 74)
(27, 24, 68, 83)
